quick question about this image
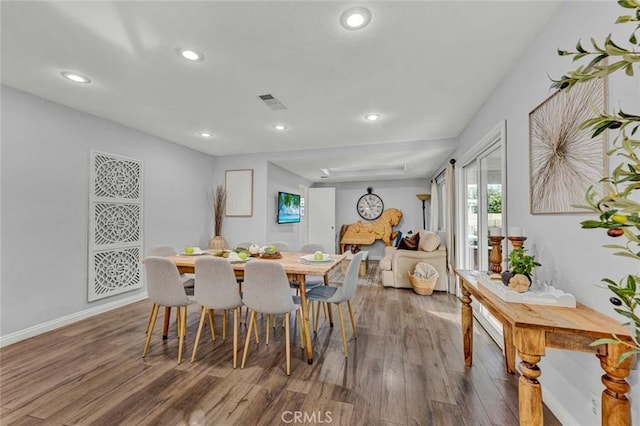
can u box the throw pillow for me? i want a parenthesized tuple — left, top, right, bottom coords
(418, 231, 441, 252)
(397, 232, 420, 250)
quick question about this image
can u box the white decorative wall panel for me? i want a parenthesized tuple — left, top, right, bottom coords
(89, 151, 143, 301)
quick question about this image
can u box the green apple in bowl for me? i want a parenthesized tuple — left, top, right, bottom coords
(313, 251, 324, 261)
(238, 251, 249, 260)
(184, 247, 194, 255)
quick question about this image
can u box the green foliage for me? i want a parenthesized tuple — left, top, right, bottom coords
(507, 248, 541, 275)
(557, 0, 640, 361)
(488, 187, 502, 214)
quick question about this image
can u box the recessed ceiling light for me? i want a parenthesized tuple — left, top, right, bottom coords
(273, 124, 288, 131)
(340, 7, 372, 30)
(198, 131, 213, 138)
(364, 113, 381, 121)
(60, 71, 91, 84)
(179, 49, 203, 61)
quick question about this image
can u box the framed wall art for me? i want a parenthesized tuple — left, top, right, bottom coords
(529, 78, 607, 214)
(225, 169, 253, 216)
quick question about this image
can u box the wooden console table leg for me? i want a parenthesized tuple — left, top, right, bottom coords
(461, 286, 473, 367)
(598, 343, 634, 426)
(503, 322, 516, 374)
(515, 328, 545, 426)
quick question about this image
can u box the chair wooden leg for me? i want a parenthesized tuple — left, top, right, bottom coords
(207, 309, 216, 341)
(314, 301, 320, 333)
(297, 309, 305, 349)
(241, 311, 257, 369)
(253, 313, 259, 343)
(285, 312, 291, 376)
(162, 306, 171, 339)
(190, 306, 207, 363)
(143, 304, 160, 357)
(223, 309, 228, 340)
(145, 305, 154, 334)
(337, 303, 348, 358)
(326, 302, 334, 328)
(266, 314, 270, 345)
(233, 307, 239, 369)
(177, 306, 187, 364)
(347, 300, 357, 338)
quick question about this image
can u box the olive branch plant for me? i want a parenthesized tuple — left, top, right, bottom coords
(552, 0, 640, 362)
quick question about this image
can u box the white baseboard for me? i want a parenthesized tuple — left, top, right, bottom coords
(472, 312, 581, 426)
(0, 292, 148, 348)
(541, 384, 580, 426)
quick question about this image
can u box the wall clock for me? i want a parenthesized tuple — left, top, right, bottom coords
(357, 187, 384, 220)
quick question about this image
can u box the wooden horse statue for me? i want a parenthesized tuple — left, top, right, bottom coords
(339, 208, 403, 253)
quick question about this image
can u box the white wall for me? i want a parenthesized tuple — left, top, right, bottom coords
(452, 2, 639, 424)
(315, 178, 429, 259)
(1, 86, 215, 336)
(211, 154, 268, 248)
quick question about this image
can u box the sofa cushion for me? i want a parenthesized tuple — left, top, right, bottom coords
(418, 231, 441, 252)
(397, 232, 420, 250)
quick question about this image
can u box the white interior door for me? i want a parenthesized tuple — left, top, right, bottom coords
(307, 187, 336, 253)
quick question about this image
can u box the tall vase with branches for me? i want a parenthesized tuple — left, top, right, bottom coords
(553, 0, 640, 361)
(209, 184, 227, 250)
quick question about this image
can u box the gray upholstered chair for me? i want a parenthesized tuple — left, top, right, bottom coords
(290, 243, 325, 291)
(190, 257, 244, 367)
(146, 245, 195, 339)
(290, 243, 328, 323)
(148, 245, 195, 294)
(142, 256, 195, 364)
(233, 241, 255, 250)
(241, 260, 302, 375)
(306, 252, 363, 358)
(267, 241, 289, 252)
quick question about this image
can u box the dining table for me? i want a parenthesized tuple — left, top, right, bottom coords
(164, 251, 347, 364)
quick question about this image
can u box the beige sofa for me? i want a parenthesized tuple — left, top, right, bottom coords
(380, 230, 448, 292)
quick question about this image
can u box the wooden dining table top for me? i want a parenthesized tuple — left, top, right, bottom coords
(165, 251, 347, 276)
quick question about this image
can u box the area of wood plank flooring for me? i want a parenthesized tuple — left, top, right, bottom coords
(1, 271, 560, 425)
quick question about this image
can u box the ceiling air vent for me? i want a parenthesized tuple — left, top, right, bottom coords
(258, 93, 288, 110)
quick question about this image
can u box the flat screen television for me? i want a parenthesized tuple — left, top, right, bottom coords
(277, 191, 301, 224)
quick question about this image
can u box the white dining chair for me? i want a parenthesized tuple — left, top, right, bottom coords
(306, 252, 363, 358)
(190, 257, 244, 368)
(241, 260, 303, 375)
(290, 243, 328, 323)
(146, 245, 195, 339)
(148, 245, 195, 294)
(142, 256, 195, 364)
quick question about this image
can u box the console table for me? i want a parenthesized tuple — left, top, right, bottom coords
(456, 270, 635, 426)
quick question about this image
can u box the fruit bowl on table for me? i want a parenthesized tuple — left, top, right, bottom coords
(260, 252, 282, 259)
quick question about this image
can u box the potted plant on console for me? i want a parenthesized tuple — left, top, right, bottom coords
(501, 248, 541, 292)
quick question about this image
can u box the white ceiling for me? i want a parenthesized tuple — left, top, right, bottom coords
(1, 1, 560, 183)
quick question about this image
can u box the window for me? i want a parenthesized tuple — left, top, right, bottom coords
(457, 122, 507, 345)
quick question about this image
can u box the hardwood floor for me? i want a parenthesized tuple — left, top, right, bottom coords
(0, 277, 560, 425)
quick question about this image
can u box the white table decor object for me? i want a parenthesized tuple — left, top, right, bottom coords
(474, 271, 576, 308)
